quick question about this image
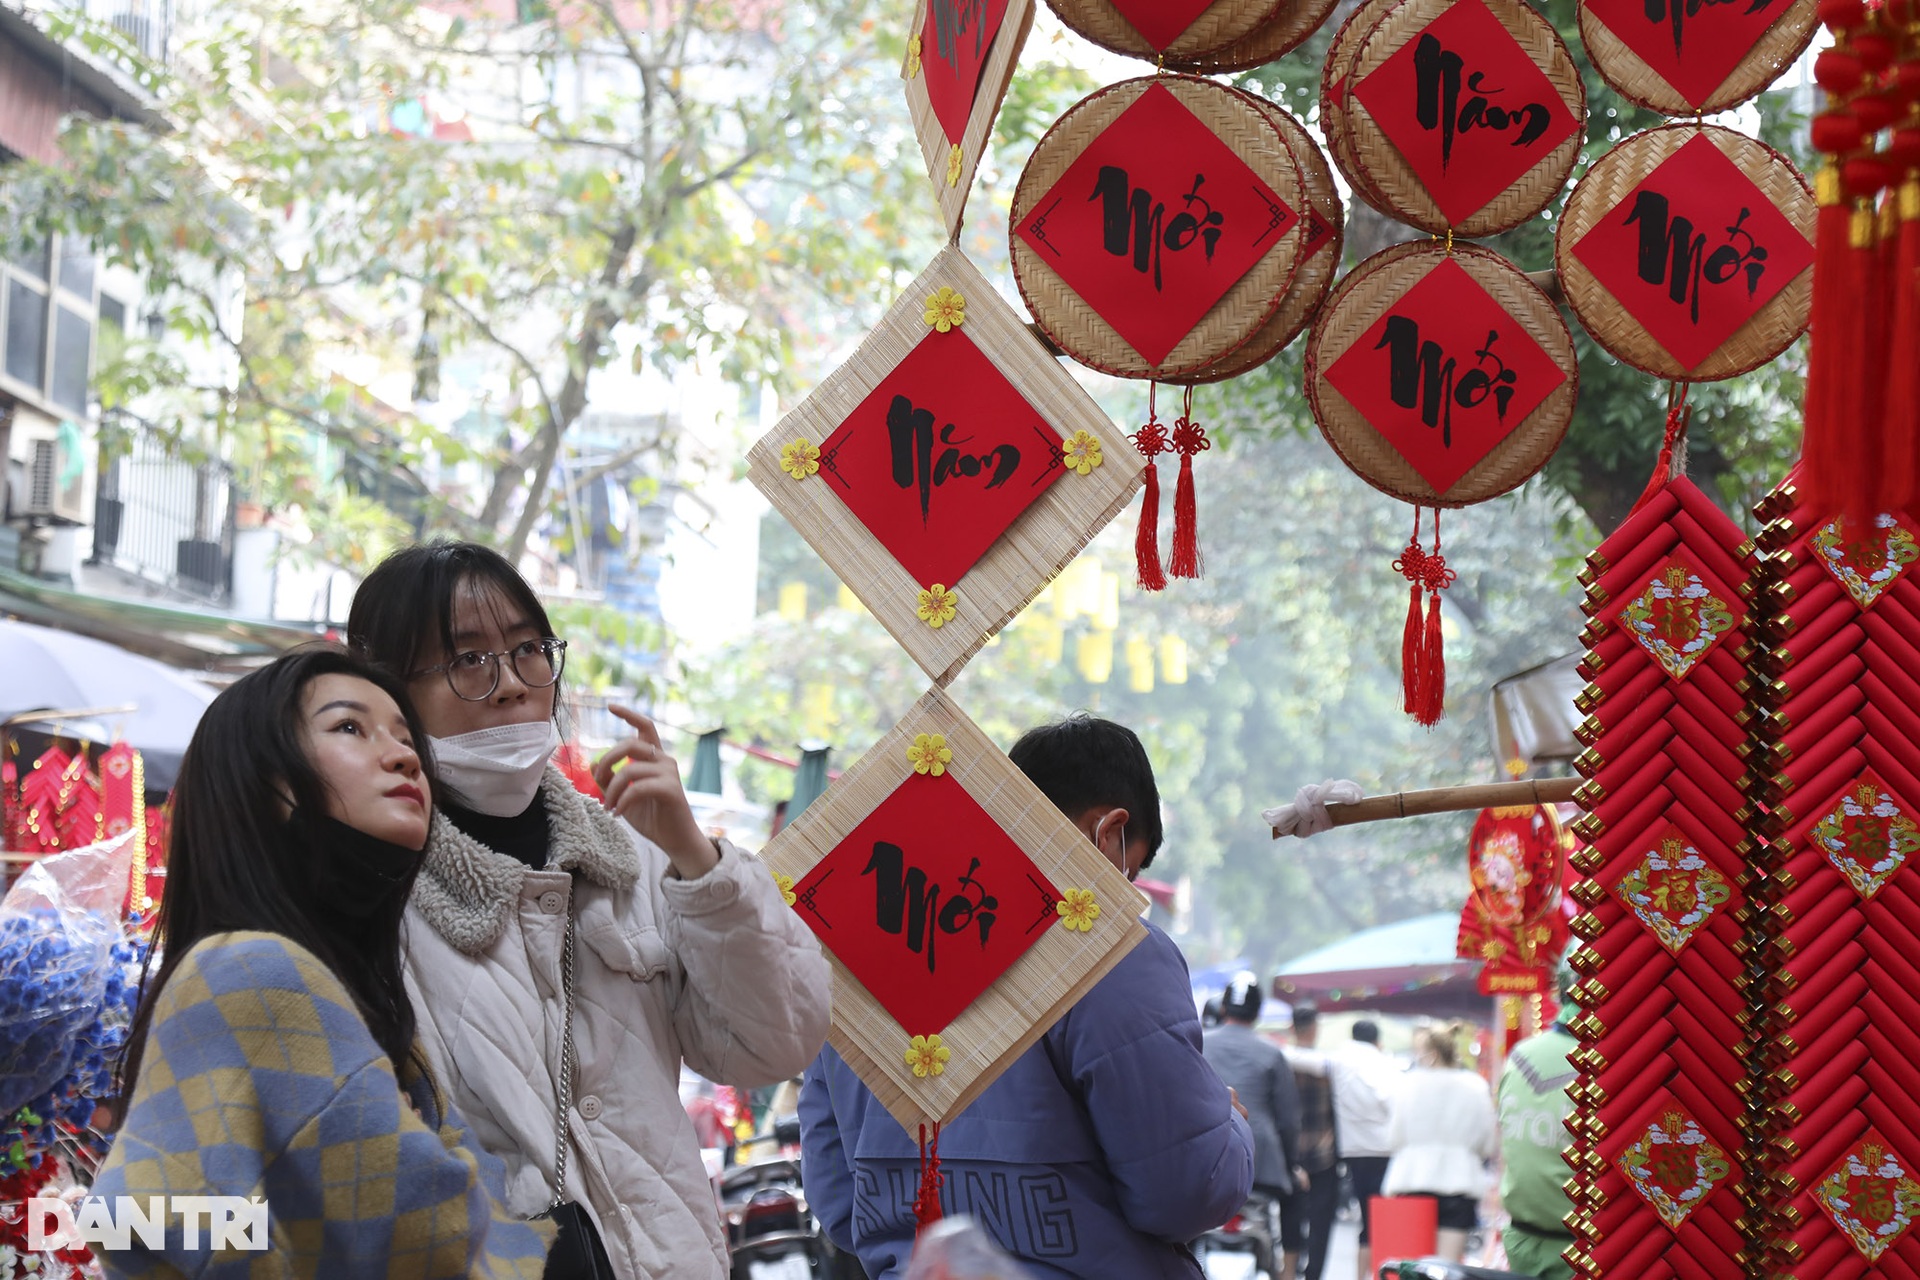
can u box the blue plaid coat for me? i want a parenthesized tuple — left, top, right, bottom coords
(93, 931, 553, 1278)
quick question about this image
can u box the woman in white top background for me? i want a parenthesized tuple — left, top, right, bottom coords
(1382, 1023, 1498, 1261)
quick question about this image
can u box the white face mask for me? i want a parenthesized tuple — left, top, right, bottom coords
(430, 721, 560, 817)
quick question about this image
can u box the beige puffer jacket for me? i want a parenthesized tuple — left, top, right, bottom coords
(402, 767, 831, 1278)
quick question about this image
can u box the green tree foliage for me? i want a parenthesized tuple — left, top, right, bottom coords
(6, 0, 933, 558)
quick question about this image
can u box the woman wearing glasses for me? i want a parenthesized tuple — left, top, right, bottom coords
(348, 542, 829, 1280)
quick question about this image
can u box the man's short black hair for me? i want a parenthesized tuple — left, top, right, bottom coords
(1008, 714, 1164, 867)
(1352, 1019, 1381, 1045)
(1291, 1002, 1320, 1030)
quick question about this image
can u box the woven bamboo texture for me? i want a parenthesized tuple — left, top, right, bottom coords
(1555, 124, 1813, 382)
(1044, 0, 1284, 61)
(1162, 0, 1341, 71)
(1320, 0, 1406, 215)
(747, 244, 1144, 685)
(1339, 0, 1585, 236)
(1175, 95, 1343, 384)
(1009, 75, 1311, 380)
(1305, 241, 1577, 507)
(905, 0, 1036, 242)
(1578, 0, 1818, 115)
(761, 687, 1148, 1134)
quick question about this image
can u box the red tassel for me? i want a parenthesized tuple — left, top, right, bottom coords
(1802, 167, 1882, 521)
(1169, 395, 1209, 580)
(1419, 588, 1447, 727)
(1888, 180, 1920, 510)
(1630, 393, 1689, 517)
(1393, 520, 1428, 716)
(1132, 400, 1170, 592)
(913, 1122, 944, 1232)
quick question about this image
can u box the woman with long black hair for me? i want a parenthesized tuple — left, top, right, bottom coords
(348, 541, 829, 1280)
(93, 649, 552, 1278)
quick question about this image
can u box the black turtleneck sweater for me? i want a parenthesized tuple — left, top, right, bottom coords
(441, 789, 553, 871)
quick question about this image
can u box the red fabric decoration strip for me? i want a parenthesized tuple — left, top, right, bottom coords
(1133, 388, 1170, 593)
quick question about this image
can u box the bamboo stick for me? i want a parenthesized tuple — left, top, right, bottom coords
(1269, 777, 1580, 838)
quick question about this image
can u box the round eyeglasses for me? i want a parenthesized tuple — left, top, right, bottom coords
(413, 637, 569, 702)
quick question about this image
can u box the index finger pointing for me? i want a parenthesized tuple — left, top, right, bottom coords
(607, 705, 663, 749)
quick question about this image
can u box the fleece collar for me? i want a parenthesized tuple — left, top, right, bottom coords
(410, 764, 639, 955)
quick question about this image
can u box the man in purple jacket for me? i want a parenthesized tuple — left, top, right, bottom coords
(799, 714, 1256, 1279)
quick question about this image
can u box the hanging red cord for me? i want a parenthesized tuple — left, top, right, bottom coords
(913, 1122, 944, 1232)
(1132, 383, 1170, 592)
(1169, 387, 1209, 580)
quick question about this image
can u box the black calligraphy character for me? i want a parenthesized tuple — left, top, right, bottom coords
(1703, 207, 1769, 298)
(1641, 0, 1776, 58)
(928, 0, 989, 73)
(938, 858, 1000, 947)
(864, 844, 1002, 974)
(1412, 34, 1552, 170)
(1377, 317, 1521, 447)
(889, 399, 1023, 523)
(1090, 166, 1226, 291)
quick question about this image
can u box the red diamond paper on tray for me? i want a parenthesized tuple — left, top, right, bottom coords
(1108, 0, 1217, 49)
(762, 688, 1146, 1131)
(1321, 256, 1567, 495)
(1614, 554, 1740, 681)
(1013, 82, 1298, 366)
(919, 0, 1013, 146)
(749, 245, 1143, 685)
(904, 0, 1034, 238)
(1610, 824, 1737, 954)
(788, 770, 1062, 1036)
(1811, 512, 1920, 611)
(1352, 0, 1581, 226)
(1808, 770, 1920, 901)
(1615, 1101, 1736, 1231)
(1571, 134, 1813, 373)
(1583, 0, 1798, 108)
(817, 330, 1063, 589)
(1812, 1129, 1920, 1262)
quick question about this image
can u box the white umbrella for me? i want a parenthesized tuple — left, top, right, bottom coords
(0, 619, 216, 790)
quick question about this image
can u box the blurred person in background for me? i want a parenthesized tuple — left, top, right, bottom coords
(1383, 1023, 1497, 1261)
(1203, 972, 1303, 1278)
(1496, 967, 1579, 1280)
(1284, 1004, 1341, 1280)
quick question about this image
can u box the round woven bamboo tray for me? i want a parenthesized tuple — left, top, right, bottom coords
(1045, 0, 1285, 61)
(1010, 75, 1312, 380)
(1163, 0, 1342, 71)
(1342, 0, 1585, 236)
(1555, 123, 1813, 382)
(1578, 0, 1818, 115)
(1320, 0, 1407, 215)
(1306, 240, 1578, 507)
(1174, 94, 1344, 384)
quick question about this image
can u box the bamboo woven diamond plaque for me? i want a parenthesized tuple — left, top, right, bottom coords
(905, 0, 1036, 238)
(748, 245, 1142, 685)
(763, 687, 1147, 1131)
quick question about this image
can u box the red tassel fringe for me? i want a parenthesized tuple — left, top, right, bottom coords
(1393, 509, 1453, 727)
(1400, 581, 1423, 715)
(1169, 402, 1209, 580)
(1420, 589, 1446, 727)
(914, 1122, 944, 1232)
(1132, 405, 1170, 592)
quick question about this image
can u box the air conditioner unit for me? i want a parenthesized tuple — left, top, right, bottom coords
(15, 415, 94, 525)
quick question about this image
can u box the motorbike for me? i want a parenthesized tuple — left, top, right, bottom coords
(1191, 1192, 1280, 1280)
(1378, 1261, 1541, 1280)
(719, 1116, 863, 1280)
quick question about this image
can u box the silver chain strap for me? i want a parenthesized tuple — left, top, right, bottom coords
(543, 904, 579, 1216)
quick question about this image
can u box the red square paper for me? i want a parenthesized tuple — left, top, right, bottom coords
(1572, 134, 1812, 372)
(1353, 0, 1580, 225)
(818, 327, 1064, 588)
(1013, 83, 1298, 365)
(1812, 1129, 1920, 1262)
(1615, 554, 1740, 682)
(1108, 0, 1215, 49)
(1584, 0, 1796, 108)
(921, 0, 1012, 146)
(1321, 257, 1567, 493)
(1811, 512, 1920, 611)
(1808, 770, 1920, 901)
(788, 772, 1063, 1036)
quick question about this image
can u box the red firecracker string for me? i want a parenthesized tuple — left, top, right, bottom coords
(1132, 384, 1170, 593)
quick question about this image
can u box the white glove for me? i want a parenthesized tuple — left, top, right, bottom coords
(1262, 779, 1364, 838)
